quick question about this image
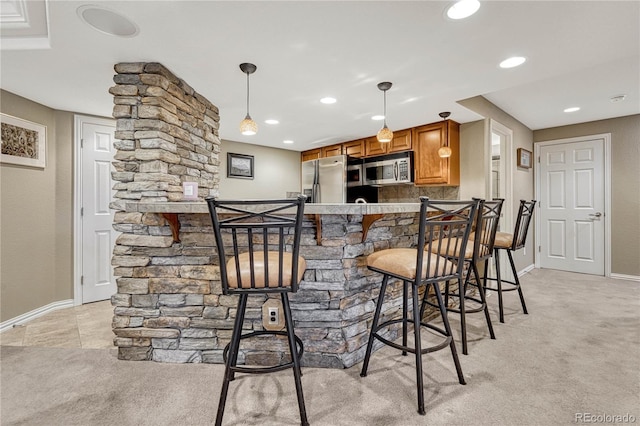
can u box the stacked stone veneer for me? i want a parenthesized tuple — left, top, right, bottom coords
(111, 211, 430, 368)
(109, 62, 220, 207)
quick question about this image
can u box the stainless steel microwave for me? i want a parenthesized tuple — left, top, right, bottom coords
(363, 151, 413, 186)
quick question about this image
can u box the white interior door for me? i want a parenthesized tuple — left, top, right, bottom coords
(77, 116, 117, 303)
(538, 138, 605, 275)
(489, 120, 513, 281)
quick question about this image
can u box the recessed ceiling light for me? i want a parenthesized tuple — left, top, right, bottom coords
(499, 56, 526, 69)
(610, 94, 627, 103)
(283, 140, 294, 144)
(564, 107, 580, 113)
(371, 115, 385, 121)
(265, 119, 279, 125)
(320, 97, 337, 104)
(446, 0, 481, 20)
(77, 5, 139, 37)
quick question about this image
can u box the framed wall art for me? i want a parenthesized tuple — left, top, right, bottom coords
(517, 148, 532, 169)
(1, 113, 47, 168)
(227, 152, 254, 179)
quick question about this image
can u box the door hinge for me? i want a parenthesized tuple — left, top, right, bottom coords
(81, 138, 84, 148)
(538, 246, 541, 252)
(538, 156, 540, 163)
(81, 207, 84, 216)
(81, 276, 84, 285)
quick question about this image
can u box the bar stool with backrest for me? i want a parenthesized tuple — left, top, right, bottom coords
(478, 199, 536, 323)
(206, 195, 309, 426)
(360, 197, 479, 415)
(425, 198, 504, 355)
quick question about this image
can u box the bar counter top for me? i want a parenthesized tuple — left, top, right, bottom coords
(125, 201, 422, 215)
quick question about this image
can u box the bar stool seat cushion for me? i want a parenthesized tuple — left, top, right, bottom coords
(427, 237, 474, 260)
(489, 231, 513, 249)
(367, 248, 454, 280)
(226, 251, 307, 289)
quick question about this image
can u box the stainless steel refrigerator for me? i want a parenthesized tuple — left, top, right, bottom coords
(301, 155, 347, 203)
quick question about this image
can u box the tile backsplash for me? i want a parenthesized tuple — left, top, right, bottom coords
(378, 185, 459, 203)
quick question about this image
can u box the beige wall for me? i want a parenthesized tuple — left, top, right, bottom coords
(533, 114, 640, 276)
(459, 119, 487, 200)
(1, 90, 74, 322)
(219, 140, 301, 199)
(457, 96, 535, 272)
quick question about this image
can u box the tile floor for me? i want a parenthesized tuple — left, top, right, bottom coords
(0, 300, 114, 349)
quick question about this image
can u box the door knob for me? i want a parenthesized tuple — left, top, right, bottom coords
(589, 212, 602, 218)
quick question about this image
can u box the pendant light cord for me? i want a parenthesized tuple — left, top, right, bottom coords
(383, 90, 387, 127)
(246, 72, 250, 117)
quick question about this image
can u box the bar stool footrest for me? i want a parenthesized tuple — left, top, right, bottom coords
(223, 330, 304, 375)
(372, 318, 452, 355)
(484, 276, 520, 291)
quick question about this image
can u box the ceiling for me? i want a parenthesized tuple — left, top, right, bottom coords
(1, 0, 638, 152)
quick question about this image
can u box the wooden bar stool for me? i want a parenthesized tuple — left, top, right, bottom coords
(206, 195, 309, 426)
(424, 198, 504, 355)
(360, 197, 479, 415)
(479, 199, 536, 323)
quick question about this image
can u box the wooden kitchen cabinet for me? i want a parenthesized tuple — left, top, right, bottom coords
(365, 136, 387, 157)
(322, 143, 343, 158)
(301, 148, 321, 162)
(364, 128, 412, 157)
(388, 128, 412, 153)
(343, 139, 365, 158)
(413, 120, 460, 186)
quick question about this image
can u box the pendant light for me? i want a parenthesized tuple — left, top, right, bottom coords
(376, 82, 393, 143)
(437, 111, 452, 158)
(239, 63, 257, 136)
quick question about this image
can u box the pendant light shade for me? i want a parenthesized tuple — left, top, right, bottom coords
(239, 63, 257, 136)
(376, 82, 393, 143)
(437, 111, 452, 158)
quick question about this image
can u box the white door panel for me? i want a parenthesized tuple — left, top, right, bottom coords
(539, 138, 604, 275)
(81, 121, 117, 303)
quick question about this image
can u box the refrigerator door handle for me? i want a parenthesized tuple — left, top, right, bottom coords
(312, 183, 320, 203)
(394, 161, 398, 181)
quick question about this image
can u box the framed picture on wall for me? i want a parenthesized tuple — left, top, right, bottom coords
(1, 113, 47, 168)
(517, 148, 532, 169)
(227, 152, 254, 179)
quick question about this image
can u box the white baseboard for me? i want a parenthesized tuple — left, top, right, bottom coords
(519, 264, 535, 276)
(610, 273, 640, 282)
(0, 299, 74, 333)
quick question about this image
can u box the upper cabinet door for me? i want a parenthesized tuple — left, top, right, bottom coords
(322, 144, 343, 158)
(365, 136, 388, 157)
(388, 128, 412, 153)
(413, 120, 460, 186)
(343, 139, 364, 158)
(301, 148, 321, 162)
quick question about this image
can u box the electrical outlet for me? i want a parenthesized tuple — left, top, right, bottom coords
(268, 307, 279, 325)
(262, 299, 284, 331)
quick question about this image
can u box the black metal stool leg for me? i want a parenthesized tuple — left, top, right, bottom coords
(281, 293, 309, 426)
(494, 248, 505, 323)
(472, 261, 495, 340)
(361, 275, 389, 377)
(402, 280, 408, 356)
(432, 281, 466, 385)
(507, 250, 528, 314)
(459, 270, 469, 355)
(411, 284, 426, 415)
(215, 293, 248, 426)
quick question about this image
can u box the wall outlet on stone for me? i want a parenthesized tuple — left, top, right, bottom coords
(262, 299, 285, 331)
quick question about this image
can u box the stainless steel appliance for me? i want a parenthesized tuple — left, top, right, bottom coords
(364, 151, 413, 186)
(301, 155, 348, 203)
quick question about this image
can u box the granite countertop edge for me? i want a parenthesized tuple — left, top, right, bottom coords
(124, 202, 422, 215)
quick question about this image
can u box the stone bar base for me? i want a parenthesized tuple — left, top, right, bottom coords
(111, 203, 446, 368)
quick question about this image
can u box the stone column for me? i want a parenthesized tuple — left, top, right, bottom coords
(109, 62, 220, 207)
